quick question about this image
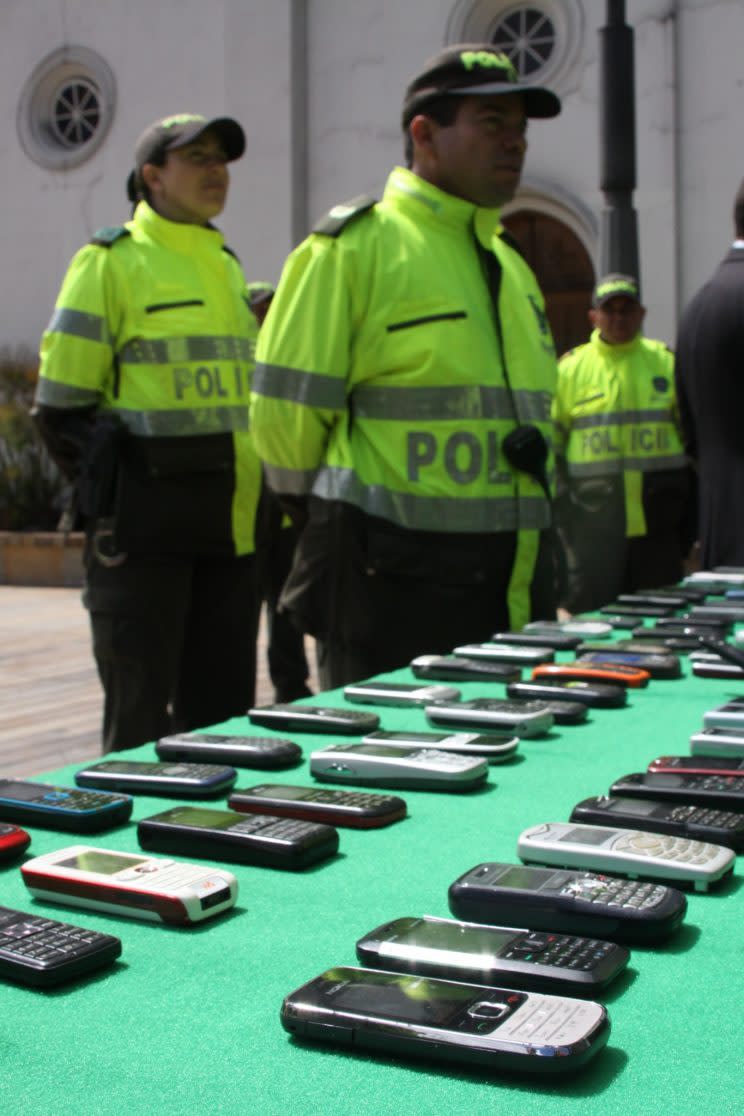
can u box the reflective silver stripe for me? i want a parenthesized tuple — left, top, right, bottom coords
(350, 384, 551, 423)
(114, 405, 250, 436)
(312, 466, 550, 532)
(118, 335, 253, 364)
(263, 462, 317, 495)
(47, 307, 110, 345)
(252, 363, 346, 410)
(571, 410, 675, 430)
(34, 379, 101, 408)
(566, 454, 689, 477)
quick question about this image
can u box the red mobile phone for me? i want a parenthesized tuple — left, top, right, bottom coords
(0, 823, 31, 861)
(532, 663, 650, 689)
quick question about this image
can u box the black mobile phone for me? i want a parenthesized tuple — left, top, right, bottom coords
(280, 966, 610, 1075)
(409, 655, 520, 684)
(425, 698, 554, 738)
(696, 635, 744, 669)
(156, 733, 302, 769)
(506, 679, 627, 709)
(0, 905, 122, 988)
(599, 602, 677, 618)
(577, 639, 672, 656)
(489, 630, 583, 651)
(520, 699, 588, 726)
(657, 616, 732, 633)
(0, 779, 132, 834)
(248, 704, 381, 734)
(629, 627, 703, 652)
(447, 861, 686, 943)
(569, 795, 744, 852)
(137, 805, 339, 870)
(615, 593, 687, 609)
(609, 771, 744, 812)
(355, 914, 630, 992)
(74, 760, 237, 797)
(227, 784, 407, 829)
(576, 651, 682, 680)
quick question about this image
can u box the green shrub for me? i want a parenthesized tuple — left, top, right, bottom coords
(0, 346, 68, 530)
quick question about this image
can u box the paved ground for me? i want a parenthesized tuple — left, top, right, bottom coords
(0, 585, 318, 778)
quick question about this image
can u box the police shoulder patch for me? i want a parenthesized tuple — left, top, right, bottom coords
(89, 226, 131, 248)
(312, 195, 377, 237)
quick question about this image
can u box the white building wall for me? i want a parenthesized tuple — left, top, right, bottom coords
(1, 0, 743, 352)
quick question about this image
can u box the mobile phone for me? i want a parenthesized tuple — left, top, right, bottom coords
(688, 603, 744, 622)
(280, 966, 610, 1075)
(453, 643, 555, 665)
(599, 602, 677, 618)
(343, 681, 461, 707)
(690, 728, 744, 757)
(0, 823, 31, 861)
(355, 914, 629, 992)
(532, 663, 650, 688)
(0, 779, 132, 833)
(615, 593, 687, 609)
(524, 620, 614, 639)
(695, 635, 744, 669)
(576, 651, 682, 680)
(569, 794, 744, 852)
(227, 784, 407, 829)
(514, 699, 588, 726)
(309, 743, 488, 792)
(703, 699, 744, 730)
(448, 861, 687, 943)
(425, 698, 554, 738)
(506, 679, 627, 709)
(609, 770, 744, 813)
(691, 660, 744, 680)
(489, 630, 583, 651)
(684, 570, 744, 590)
(362, 729, 519, 763)
(156, 732, 302, 769)
(21, 845, 238, 924)
(137, 805, 338, 869)
(517, 821, 735, 891)
(409, 655, 520, 684)
(649, 754, 744, 776)
(0, 905, 122, 988)
(248, 704, 380, 734)
(578, 639, 673, 656)
(74, 760, 237, 797)
(657, 615, 732, 633)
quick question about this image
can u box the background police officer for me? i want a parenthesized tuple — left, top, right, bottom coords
(249, 46, 561, 688)
(33, 114, 263, 751)
(553, 274, 695, 614)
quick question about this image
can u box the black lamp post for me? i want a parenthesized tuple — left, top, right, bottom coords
(599, 0, 640, 289)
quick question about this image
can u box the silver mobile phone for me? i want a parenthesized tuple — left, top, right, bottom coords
(310, 743, 488, 791)
(343, 681, 461, 706)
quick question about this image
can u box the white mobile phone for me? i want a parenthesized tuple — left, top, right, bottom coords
(21, 845, 238, 925)
(362, 729, 519, 763)
(703, 698, 744, 730)
(517, 821, 735, 892)
(343, 681, 461, 706)
(425, 698, 554, 738)
(310, 743, 488, 792)
(453, 643, 555, 665)
(690, 728, 744, 757)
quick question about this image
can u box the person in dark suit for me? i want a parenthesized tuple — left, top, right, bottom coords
(675, 178, 744, 568)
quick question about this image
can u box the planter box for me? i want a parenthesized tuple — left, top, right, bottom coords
(0, 531, 84, 587)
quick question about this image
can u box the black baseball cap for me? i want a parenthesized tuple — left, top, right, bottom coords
(592, 273, 641, 307)
(126, 113, 245, 202)
(402, 44, 561, 127)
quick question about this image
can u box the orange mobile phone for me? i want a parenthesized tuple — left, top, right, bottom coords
(532, 663, 650, 689)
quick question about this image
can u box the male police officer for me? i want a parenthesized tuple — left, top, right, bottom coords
(553, 274, 694, 613)
(249, 46, 561, 688)
(34, 113, 263, 751)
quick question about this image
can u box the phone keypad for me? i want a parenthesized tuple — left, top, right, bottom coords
(32, 788, 129, 811)
(565, 876, 669, 910)
(613, 832, 719, 863)
(156, 764, 230, 780)
(669, 805, 744, 828)
(292, 789, 398, 807)
(0, 908, 118, 966)
(229, 814, 324, 840)
(504, 933, 616, 971)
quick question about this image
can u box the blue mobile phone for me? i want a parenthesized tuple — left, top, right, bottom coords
(0, 779, 132, 833)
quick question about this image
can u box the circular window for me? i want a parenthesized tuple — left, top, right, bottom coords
(489, 7, 557, 77)
(17, 46, 115, 170)
(445, 1, 583, 92)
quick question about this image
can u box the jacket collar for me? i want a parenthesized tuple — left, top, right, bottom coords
(385, 167, 503, 247)
(590, 327, 643, 358)
(130, 201, 225, 252)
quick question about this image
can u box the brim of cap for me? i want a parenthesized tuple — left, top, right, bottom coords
(168, 116, 246, 160)
(594, 292, 640, 307)
(405, 83, 561, 121)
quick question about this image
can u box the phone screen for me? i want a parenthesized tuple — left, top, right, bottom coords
(378, 919, 515, 962)
(56, 850, 148, 875)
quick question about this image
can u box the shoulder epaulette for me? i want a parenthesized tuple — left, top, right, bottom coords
(89, 226, 131, 248)
(312, 195, 377, 237)
(222, 244, 240, 262)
